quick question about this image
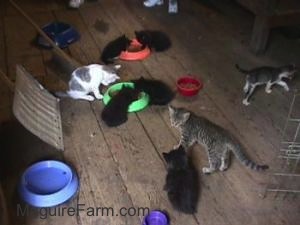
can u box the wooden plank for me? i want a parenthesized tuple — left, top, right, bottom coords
(1, 9, 73, 224)
(0, 120, 66, 225)
(78, 3, 199, 225)
(7, 55, 46, 81)
(60, 100, 139, 225)
(85, 2, 248, 225)
(0, 0, 4, 18)
(96, 1, 300, 221)
(250, 15, 270, 54)
(29, 11, 69, 91)
(0, 14, 5, 62)
(0, 183, 9, 225)
(126, 0, 285, 151)
(5, 0, 66, 16)
(51, 6, 140, 225)
(54, 10, 101, 65)
(235, 0, 277, 15)
(275, 0, 300, 14)
(270, 12, 300, 27)
(4, 12, 48, 84)
(115, 1, 300, 225)
(0, 20, 12, 111)
(91, 100, 201, 225)
(4, 14, 40, 57)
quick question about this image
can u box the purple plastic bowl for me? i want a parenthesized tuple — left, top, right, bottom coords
(142, 210, 169, 225)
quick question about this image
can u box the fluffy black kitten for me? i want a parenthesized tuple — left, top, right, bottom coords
(134, 30, 171, 52)
(101, 35, 131, 64)
(101, 86, 139, 127)
(163, 146, 200, 214)
(131, 77, 174, 105)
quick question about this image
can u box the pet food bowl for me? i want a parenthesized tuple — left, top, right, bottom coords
(37, 22, 80, 49)
(18, 160, 79, 208)
(176, 76, 203, 96)
(119, 39, 151, 61)
(103, 82, 150, 112)
(142, 210, 169, 225)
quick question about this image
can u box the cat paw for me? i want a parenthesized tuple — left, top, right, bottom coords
(242, 99, 250, 106)
(265, 89, 272, 94)
(202, 167, 212, 174)
(168, 2, 178, 13)
(69, 0, 84, 8)
(284, 87, 290, 92)
(86, 96, 95, 101)
(95, 94, 103, 100)
(219, 165, 228, 171)
(143, 0, 163, 7)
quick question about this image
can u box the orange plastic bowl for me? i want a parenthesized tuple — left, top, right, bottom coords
(119, 39, 151, 61)
(177, 76, 203, 96)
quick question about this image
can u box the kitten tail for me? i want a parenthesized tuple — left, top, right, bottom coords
(229, 143, 269, 171)
(54, 91, 70, 98)
(235, 64, 249, 74)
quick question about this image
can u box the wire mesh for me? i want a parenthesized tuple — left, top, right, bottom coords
(265, 90, 300, 199)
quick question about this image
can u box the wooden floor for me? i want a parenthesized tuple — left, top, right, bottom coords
(0, 0, 300, 225)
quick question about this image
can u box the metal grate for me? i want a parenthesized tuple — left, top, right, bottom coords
(12, 65, 64, 150)
(265, 90, 300, 199)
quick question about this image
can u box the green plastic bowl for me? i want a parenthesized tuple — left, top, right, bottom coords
(103, 82, 150, 112)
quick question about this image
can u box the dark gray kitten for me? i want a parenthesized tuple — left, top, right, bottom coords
(168, 105, 269, 174)
(236, 64, 297, 105)
(163, 145, 199, 214)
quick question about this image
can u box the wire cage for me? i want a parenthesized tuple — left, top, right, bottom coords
(265, 90, 300, 199)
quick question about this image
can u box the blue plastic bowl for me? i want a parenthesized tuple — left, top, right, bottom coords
(18, 160, 79, 208)
(142, 210, 169, 225)
(37, 22, 80, 49)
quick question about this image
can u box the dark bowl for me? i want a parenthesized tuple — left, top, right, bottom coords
(37, 22, 80, 49)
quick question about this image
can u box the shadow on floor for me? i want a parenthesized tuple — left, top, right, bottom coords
(0, 120, 65, 225)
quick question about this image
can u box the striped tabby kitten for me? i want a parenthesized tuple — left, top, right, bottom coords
(168, 106, 269, 174)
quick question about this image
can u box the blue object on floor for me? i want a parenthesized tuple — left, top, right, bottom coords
(142, 210, 169, 225)
(37, 22, 80, 49)
(18, 160, 79, 208)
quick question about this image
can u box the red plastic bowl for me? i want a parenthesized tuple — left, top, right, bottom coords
(119, 39, 151, 61)
(177, 76, 203, 96)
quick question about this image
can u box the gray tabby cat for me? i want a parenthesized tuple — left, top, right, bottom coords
(236, 64, 297, 106)
(168, 105, 269, 174)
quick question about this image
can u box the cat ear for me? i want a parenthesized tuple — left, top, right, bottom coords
(182, 112, 190, 122)
(114, 64, 121, 70)
(177, 145, 185, 152)
(168, 105, 175, 114)
(162, 152, 168, 160)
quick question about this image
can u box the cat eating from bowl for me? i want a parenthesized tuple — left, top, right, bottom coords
(55, 64, 121, 101)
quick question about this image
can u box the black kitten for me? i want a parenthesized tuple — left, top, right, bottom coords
(134, 30, 171, 52)
(131, 77, 174, 105)
(101, 86, 139, 127)
(163, 146, 200, 214)
(101, 35, 131, 64)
